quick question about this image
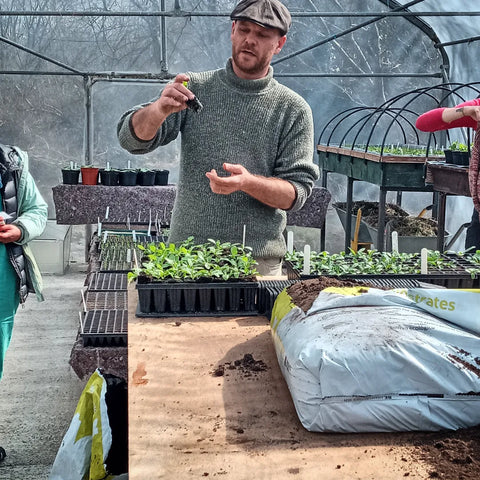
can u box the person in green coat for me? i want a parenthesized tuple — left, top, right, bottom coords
(0, 143, 47, 462)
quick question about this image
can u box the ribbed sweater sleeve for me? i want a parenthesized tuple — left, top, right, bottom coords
(416, 99, 480, 132)
(117, 59, 319, 258)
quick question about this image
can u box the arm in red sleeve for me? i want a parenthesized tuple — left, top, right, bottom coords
(416, 99, 479, 132)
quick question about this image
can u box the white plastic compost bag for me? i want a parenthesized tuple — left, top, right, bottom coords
(49, 369, 113, 480)
(271, 287, 480, 433)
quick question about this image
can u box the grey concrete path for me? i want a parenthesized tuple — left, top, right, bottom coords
(0, 226, 88, 480)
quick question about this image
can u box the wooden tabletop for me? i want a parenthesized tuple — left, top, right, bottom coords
(127, 283, 428, 479)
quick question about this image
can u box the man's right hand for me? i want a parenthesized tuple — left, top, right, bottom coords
(131, 73, 194, 141)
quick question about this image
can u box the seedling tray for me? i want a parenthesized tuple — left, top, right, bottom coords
(81, 309, 127, 347)
(136, 281, 259, 317)
(88, 273, 128, 292)
(284, 258, 477, 289)
(257, 280, 297, 317)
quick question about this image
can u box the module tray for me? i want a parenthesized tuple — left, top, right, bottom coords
(136, 281, 259, 317)
(81, 309, 128, 347)
(284, 259, 478, 289)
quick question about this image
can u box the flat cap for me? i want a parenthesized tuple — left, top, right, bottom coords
(230, 0, 292, 36)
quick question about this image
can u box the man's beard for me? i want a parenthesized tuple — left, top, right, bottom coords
(232, 46, 270, 76)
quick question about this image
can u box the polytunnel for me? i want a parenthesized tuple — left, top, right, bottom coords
(0, 1, 479, 246)
(2, 2, 480, 478)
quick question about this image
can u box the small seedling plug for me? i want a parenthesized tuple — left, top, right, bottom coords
(183, 81, 203, 113)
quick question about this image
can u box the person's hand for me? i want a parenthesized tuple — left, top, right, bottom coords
(154, 74, 195, 117)
(131, 73, 195, 140)
(464, 105, 480, 122)
(0, 222, 22, 243)
(205, 163, 251, 195)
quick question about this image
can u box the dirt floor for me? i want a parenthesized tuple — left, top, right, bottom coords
(286, 277, 480, 480)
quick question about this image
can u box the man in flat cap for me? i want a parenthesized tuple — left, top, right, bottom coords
(117, 0, 319, 276)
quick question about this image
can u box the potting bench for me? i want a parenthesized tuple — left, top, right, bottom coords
(317, 145, 435, 251)
(53, 184, 331, 258)
(126, 282, 427, 479)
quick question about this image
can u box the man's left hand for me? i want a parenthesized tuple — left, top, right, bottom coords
(205, 163, 249, 195)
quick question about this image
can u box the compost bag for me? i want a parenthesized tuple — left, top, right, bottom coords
(49, 369, 128, 480)
(271, 286, 480, 433)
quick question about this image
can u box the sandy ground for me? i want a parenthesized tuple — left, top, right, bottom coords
(128, 308, 432, 480)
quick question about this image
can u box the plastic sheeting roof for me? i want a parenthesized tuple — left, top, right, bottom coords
(399, 0, 479, 83)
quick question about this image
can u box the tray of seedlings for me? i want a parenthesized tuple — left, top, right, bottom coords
(130, 238, 260, 317)
(98, 232, 165, 272)
(284, 249, 479, 289)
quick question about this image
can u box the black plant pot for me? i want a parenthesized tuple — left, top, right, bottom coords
(183, 288, 197, 313)
(100, 169, 120, 186)
(154, 169, 170, 186)
(451, 151, 470, 166)
(228, 288, 241, 312)
(62, 169, 80, 185)
(119, 170, 137, 186)
(198, 289, 212, 312)
(152, 289, 167, 313)
(137, 170, 156, 186)
(167, 289, 182, 313)
(138, 289, 152, 313)
(213, 288, 226, 312)
(443, 149, 453, 164)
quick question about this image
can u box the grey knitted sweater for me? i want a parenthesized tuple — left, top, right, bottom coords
(117, 59, 319, 258)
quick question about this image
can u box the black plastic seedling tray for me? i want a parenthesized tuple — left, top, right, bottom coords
(81, 309, 128, 347)
(136, 281, 260, 317)
(284, 258, 478, 289)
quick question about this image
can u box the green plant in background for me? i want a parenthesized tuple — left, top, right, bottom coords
(284, 248, 460, 276)
(62, 163, 79, 170)
(127, 237, 258, 282)
(449, 141, 469, 152)
(364, 145, 444, 157)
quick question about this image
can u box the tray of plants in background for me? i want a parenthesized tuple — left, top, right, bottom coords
(129, 237, 260, 317)
(284, 249, 479, 288)
(98, 231, 167, 272)
(455, 250, 480, 282)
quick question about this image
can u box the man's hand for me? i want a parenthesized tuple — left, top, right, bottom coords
(0, 222, 22, 243)
(131, 74, 195, 141)
(205, 163, 249, 194)
(205, 163, 296, 210)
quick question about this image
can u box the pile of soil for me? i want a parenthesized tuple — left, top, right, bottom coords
(286, 277, 480, 479)
(335, 201, 408, 226)
(389, 216, 439, 236)
(413, 427, 480, 479)
(287, 276, 372, 312)
(212, 353, 268, 378)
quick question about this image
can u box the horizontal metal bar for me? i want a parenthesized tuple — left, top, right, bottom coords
(0, 70, 442, 79)
(275, 73, 443, 78)
(0, 10, 479, 18)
